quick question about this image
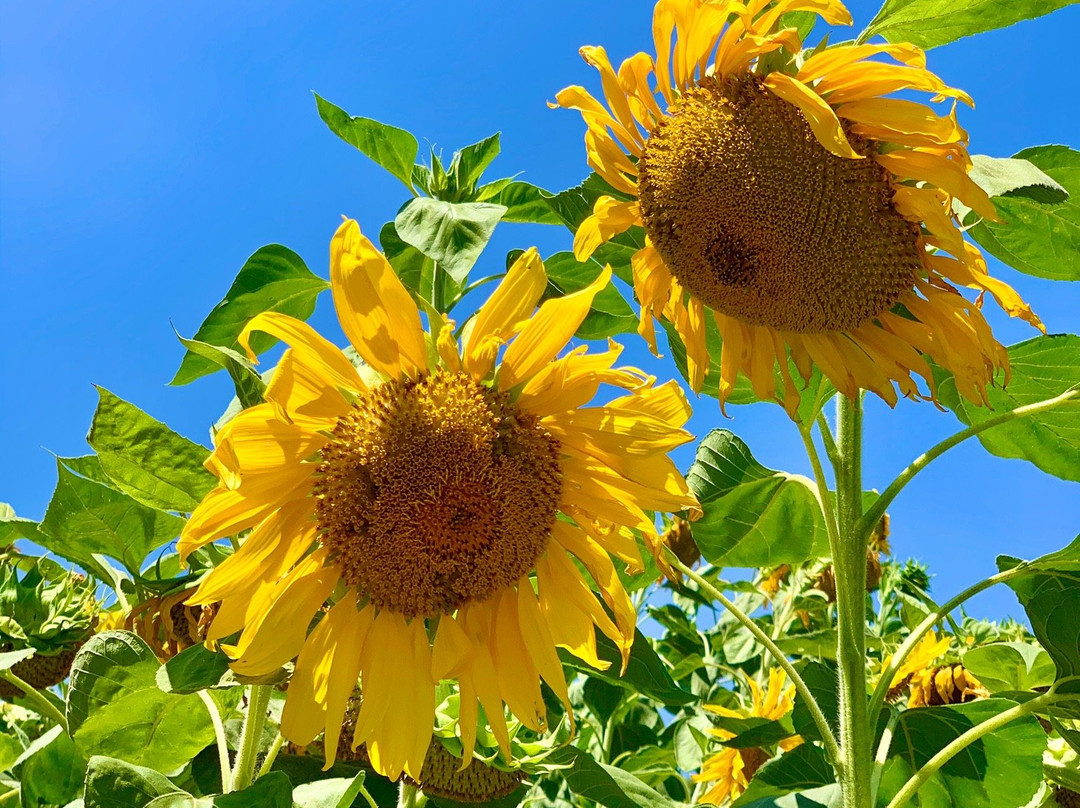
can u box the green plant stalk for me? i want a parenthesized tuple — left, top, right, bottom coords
(398, 782, 420, 808)
(832, 393, 872, 808)
(858, 387, 1080, 541)
(883, 690, 1064, 808)
(668, 552, 842, 766)
(869, 710, 899, 806)
(0, 669, 68, 733)
(230, 683, 272, 793)
(257, 731, 286, 779)
(198, 690, 232, 793)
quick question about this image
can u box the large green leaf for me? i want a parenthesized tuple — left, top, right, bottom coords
(968, 146, 1080, 281)
(540, 251, 636, 340)
(88, 388, 215, 512)
(380, 221, 438, 302)
(497, 182, 562, 224)
(549, 746, 688, 808)
(394, 198, 506, 284)
(291, 773, 369, 808)
(0, 502, 47, 549)
(932, 335, 1080, 482)
(687, 430, 829, 567)
(791, 660, 839, 742)
(40, 462, 184, 578)
(83, 756, 185, 808)
(314, 94, 419, 191)
(860, 0, 1079, 49)
(876, 699, 1045, 808)
(961, 642, 1055, 693)
(732, 744, 834, 807)
(171, 244, 328, 385)
(450, 133, 500, 193)
(17, 728, 84, 807)
(968, 155, 1068, 205)
(560, 629, 695, 706)
(156, 643, 234, 694)
(67, 632, 215, 772)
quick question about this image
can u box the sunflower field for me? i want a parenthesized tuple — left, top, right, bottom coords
(4, 1, 1080, 807)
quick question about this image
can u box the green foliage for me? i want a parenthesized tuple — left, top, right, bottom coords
(315, 94, 419, 192)
(687, 430, 830, 568)
(171, 244, 327, 385)
(394, 198, 507, 285)
(534, 251, 636, 340)
(732, 745, 834, 806)
(88, 388, 215, 513)
(560, 630, 694, 707)
(861, 0, 1079, 49)
(876, 699, 1045, 808)
(82, 756, 187, 808)
(67, 632, 215, 772)
(545, 746, 688, 808)
(968, 145, 1080, 281)
(933, 335, 1080, 482)
(0, 564, 95, 653)
(961, 642, 1055, 693)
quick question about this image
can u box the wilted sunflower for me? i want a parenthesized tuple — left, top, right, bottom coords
(177, 219, 699, 780)
(694, 668, 802, 805)
(556, 0, 1043, 413)
(878, 631, 951, 701)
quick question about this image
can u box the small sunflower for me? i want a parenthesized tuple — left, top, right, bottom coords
(177, 220, 699, 780)
(556, 0, 1043, 414)
(877, 631, 951, 700)
(694, 668, 802, 805)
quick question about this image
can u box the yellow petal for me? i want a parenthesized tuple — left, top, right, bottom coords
(330, 218, 428, 381)
(764, 73, 863, 160)
(877, 150, 997, 221)
(239, 311, 361, 393)
(490, 588, 546, 732)
(516, 583, 571, 713)
(606, 379, 692, 427)
(499, 266, 613, 390)
(432, 614, 473, 681)
(542, 406, 694, 457)
(264, 348, 353, 429)
(463, 247, 546, 379)
(574, 197, 641, 262)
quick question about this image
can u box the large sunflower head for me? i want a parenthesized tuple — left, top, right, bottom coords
(694, 668, 802, 805)
(177, 219, 699, 780)
(556, 0, 1044, 415)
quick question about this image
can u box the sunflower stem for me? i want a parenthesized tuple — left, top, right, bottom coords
(398, 782, 420, 808)
(230, 683, 272, 793)
(197, 690, 232, 793)
(257, 731, 286, 779)
(0, 670, 68, 733)
(857, 387, 1080, 544)
(833, 393, 872, 808)
(667, 552, 842, 766)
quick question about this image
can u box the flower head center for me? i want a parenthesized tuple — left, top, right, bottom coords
(314, 371, 562, 618)
(638, 74, 923, 333)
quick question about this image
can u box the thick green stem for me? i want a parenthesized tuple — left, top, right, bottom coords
(0, 670, 68, 733)
(257, 731, 286, 779)
(884, 691, 1063, 808)
(230, 684, 272, 793)
(833, 394, 872, 808)
(197, 690, 231, 793)
(668, 553, 842, 766)
(398, 783, 420, 808)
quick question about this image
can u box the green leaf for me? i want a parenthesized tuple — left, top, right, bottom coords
(291, 773, 368, 808)
(314, 94, 419, 191)
(87, 388, 215, 512)
(791, 661, 839, 742)
(714, 715, 795, 749)
(968, 155, 1068, 205)
(541, 251, 637, 340)
(156, 643, 233, 694)
(41, 462, 184, 578)
(877, 699, 1045, 808)
(0, 732, 21, 772)
(171, 244, 328, 385)
(380, 220, 439, 302)
(83, 756, 185, 808)
(173, 336, 266, 408)
(17, 728, 84, 807)
(961, 642, 1055, 693)
(67, 631, 215, 772)
(210, 773, 294, 808)
(560, 629, 694, 706)
(737, 786, 840, 808)
(998, 565, 1080, 693)
(732, 744, 834, 807)
(860, 0, 1079, 49)
(549, 746, 687, 808)
(497, 182, 562, 224)
(933, 335, 1080, 482)
(451, 133, 500, 192)
(0, 647, 35, 671)
(0, 502, 47, 549)
(774, 630, 881, 660)
(687, 430, 829, 567)
(968, 145, 1080, 281)
(394, 198, 506, 284)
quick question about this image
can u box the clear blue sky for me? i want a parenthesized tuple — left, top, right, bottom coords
(2, 0, 1078, 620)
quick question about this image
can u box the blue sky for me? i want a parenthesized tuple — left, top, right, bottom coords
(1, 0, 1078, 620)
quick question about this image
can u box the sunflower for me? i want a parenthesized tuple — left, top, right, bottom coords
(877, 631, 951, 701)
(694, 668, 802, 805)
(556, 0, 1043, 414)
(177, 219, 700, 780)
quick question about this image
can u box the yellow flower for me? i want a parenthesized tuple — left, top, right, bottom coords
(556, 0, 1043, 415)
(177, 220, 700, 780)
(877, 631, 951, 697)
(695, 668, 802, 805)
